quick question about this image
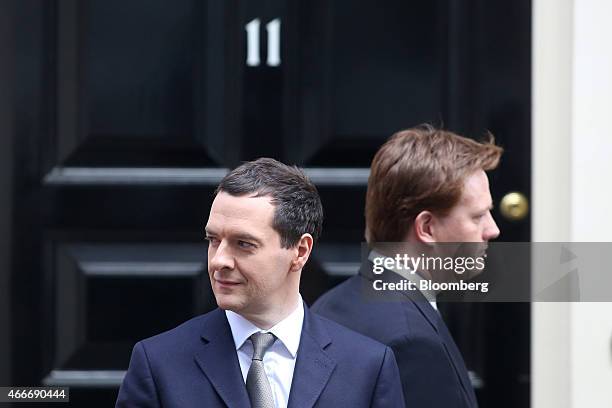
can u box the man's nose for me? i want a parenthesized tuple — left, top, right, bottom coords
(209, 241, 235, 271)
(484, 212, 500, 241)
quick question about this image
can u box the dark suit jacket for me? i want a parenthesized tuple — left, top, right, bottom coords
(116, 304, 405, 407)
(312, 262, 479, 408)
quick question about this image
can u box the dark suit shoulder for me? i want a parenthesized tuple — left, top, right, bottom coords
(312, 274, 362, 308)
(313, 275, 439, 345)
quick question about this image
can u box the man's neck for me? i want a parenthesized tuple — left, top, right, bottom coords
(239, 293, 301, 330)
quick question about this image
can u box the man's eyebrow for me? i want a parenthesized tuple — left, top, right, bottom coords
(234, 233, 264, 245)
(204, 228, 263, 245)
(476, 203, 494, 214)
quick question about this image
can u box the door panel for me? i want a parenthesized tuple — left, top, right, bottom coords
(292, 0, 445, 166)
(44, 242, 211, 375)
(50, 0, 239, 170)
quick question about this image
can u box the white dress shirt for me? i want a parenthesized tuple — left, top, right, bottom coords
(225, 296, 304, 408)
(369, 250, 439, 311)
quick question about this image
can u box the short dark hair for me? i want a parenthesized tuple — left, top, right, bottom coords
(366, 124, 503, 243)
(215, 158, 324, 248)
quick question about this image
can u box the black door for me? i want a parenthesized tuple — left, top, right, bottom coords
(5, 1, 531, 407)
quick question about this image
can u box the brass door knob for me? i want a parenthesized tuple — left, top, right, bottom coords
(499, 192, 529, 221)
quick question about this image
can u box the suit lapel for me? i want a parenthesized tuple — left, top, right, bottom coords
(436, 318, 478, 407)
(408, 284, 477, 406)
(405, 281, 477, 406)
(288, 306, 336, 408)
(194, 308, 250, 408)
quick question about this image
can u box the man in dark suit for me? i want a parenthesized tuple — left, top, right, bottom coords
(116, 158, 404, 408)
(312, 125, 503, 408)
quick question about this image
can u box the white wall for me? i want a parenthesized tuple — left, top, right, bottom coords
(570, 0, 612, 406)
(571, 1, 612, 241)
(533, 0, 612, 407)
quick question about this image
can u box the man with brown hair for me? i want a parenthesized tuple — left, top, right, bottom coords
(313, 125, 502, 408)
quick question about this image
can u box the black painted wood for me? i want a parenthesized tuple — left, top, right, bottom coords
(0, 0, 15, 392)
(8, 1, 532, 406)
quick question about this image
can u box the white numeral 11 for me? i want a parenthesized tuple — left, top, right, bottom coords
(245, 18, 281, 67)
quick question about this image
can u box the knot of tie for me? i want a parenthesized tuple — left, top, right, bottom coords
(250, 332, 276, 361)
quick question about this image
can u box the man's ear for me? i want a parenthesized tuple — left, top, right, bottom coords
(290, 233, 314, 272)
(413, 211, 436, 243)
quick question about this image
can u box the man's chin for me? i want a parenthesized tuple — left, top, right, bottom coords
(214, 295, 244, 312)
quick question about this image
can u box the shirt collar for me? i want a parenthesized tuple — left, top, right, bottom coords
(225, 295, 304, 358)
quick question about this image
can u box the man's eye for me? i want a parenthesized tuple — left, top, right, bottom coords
(478, 211, 491, 220)
(237, 240, 255, 249)
(205, 237, 219, 245)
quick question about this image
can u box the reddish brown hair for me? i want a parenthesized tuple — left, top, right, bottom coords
(365, 125, 503, 243)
